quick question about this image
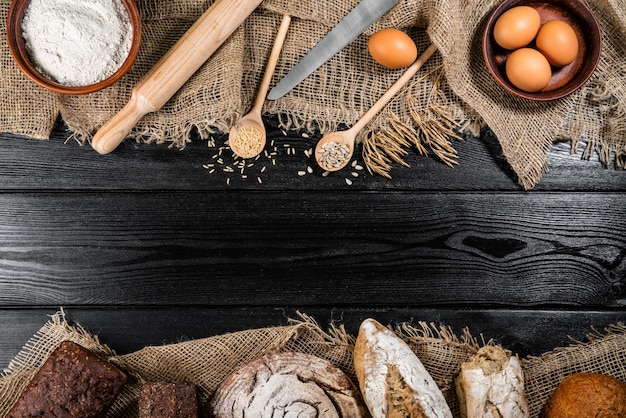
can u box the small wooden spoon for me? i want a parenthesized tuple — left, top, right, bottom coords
(229, 14, 291, 159)
(315, 43, 438, 172)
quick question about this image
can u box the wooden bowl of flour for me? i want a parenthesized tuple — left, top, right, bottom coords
(6, 0, 141, 94)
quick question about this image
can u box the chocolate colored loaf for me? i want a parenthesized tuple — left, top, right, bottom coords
(138, 382, 198, 418)
(7, 340, 127, 418)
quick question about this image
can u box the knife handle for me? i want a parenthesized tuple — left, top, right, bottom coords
(92, 0, 263, 155)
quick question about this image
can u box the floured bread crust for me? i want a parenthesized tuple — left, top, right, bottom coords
(209, 351, 369, 418)
(354, 318, 453, 418)
(455, 345, 529, 418)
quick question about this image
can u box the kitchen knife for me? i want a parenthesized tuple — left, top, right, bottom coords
(266, 0, 399, 100)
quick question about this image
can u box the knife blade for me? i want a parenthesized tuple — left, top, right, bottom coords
(267, 0, 399, 100)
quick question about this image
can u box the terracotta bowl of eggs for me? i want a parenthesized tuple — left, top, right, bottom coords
(6, 0, 141, 95)
(483, 0, 602, 101)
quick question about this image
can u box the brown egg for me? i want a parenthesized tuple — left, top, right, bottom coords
(368, 28, 418, 69)
(493, 6, 541, 50)
(536, 20, 579, 67)
(505, 47, 552, 93)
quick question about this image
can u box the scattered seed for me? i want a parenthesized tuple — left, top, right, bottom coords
(345, 178, 353, 186)
(302, 132, 310, 138)
(298, 171, 306, 176)
(307, 166, 313, 174)
(351, 172, 359, 177)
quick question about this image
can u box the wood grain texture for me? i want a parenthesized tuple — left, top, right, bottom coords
(1, 307, 624, 370)
(0, 118, 623, 192)
(0, 191, 623, 306)
(0, 116, 623, 375)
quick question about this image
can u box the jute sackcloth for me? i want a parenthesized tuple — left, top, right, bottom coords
(1, 312, 625, 417)
(1, 0, 624, 189)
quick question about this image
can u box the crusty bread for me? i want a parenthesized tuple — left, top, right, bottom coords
(541, 372, 626, 418)
(6, 340, 126, 418)
(353, 318, 452, 418)
(209, 351, 369, 417)
(455, 345, 529, 418)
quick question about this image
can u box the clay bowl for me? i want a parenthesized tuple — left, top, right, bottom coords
(483, 0, 601, 101)
(6, 0, 141, 95)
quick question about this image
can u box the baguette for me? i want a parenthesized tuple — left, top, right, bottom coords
(455, 345, 529, 418)
(354, 318, 453, 418)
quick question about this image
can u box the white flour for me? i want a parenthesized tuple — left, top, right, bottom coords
(22, 0, 133, 87)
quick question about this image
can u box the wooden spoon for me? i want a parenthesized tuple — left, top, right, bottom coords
(229, 14, 291, 159)
(315, 43, 438, 172)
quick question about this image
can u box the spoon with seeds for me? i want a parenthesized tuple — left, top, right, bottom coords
(315, 43, 437, 172)
(229, 14, 291, 159)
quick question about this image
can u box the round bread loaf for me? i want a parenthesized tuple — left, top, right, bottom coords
(209, 351, 369, 418)
(541, 372, 626, 418)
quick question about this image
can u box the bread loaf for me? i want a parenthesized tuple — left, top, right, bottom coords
(138, 382, 198, 418)
(353, 318, 453, 418)
(6, 340, 127, 418)
(455, 345, 529, 418)
(541, 372, 626, 418)
(209, 351, 369, 417)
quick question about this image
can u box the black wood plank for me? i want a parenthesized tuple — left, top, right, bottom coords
(1, 307, 624, 370)
(0, 191, 623, 306)
(1, 118, 623, 192)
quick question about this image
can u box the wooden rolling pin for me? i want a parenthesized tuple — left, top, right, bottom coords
(91, 0, 263, 155)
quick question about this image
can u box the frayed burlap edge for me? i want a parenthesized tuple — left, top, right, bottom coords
(1, 310, 625, 417)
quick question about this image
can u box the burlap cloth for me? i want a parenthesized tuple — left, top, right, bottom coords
(0, 312, 625, 417)
(1, 0, 625, 189)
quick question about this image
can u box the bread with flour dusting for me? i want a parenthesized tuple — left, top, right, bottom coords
(210, 351, 369, 417)
(354, 318, 453, 418)
(455, 345, 529, 418)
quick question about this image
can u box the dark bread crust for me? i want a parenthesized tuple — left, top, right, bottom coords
(138, 382, 198, 418)
(6, 340, 127, 418)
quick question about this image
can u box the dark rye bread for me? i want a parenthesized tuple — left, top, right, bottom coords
(7, 340, 127, 418)
(138, 382, 198, 418)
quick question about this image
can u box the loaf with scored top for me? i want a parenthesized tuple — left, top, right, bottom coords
(210, 351, 369, 417)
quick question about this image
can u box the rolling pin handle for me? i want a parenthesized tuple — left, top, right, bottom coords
(91, 93, 149, 155)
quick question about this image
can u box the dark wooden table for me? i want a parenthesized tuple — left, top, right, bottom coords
(0, 115, 624, 369)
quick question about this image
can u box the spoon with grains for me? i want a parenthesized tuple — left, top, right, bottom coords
(229, 14, 291, 159)
(315, 43, 438, 172)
